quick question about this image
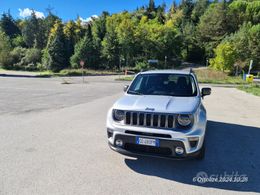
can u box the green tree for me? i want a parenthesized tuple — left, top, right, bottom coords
(0, 31, 12, 68)
(191, 0, 210, 23)
(226, 23, 250, 65)
(75, 17, 86, 43)
(248, 24, 260, 67)
(92, 12, 109, 68)
(44, 11, 61, 37)
(229, 0, 260, 29)
(197, 2, 233, 57)
(181, 21, 204, 62)
(42, 21, 68, 72)
(116, 13, 136, 67)
(210, 42, 237, 71)
(0, 12, 21, 38)
(92, 12, 108, 47)
(148, 0, 156, 12)
(22, 11, 45, 49)
(180, 0, 194, 20)
(101, 15, 120, 69)
(146, 0, 157, 19)
(157, 3, 166, 24)
(161, 20, 182, 63)
(70, 25, 97, 69)
(63, 20, 77, 60)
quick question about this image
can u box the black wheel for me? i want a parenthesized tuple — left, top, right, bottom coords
(195, 143, 205, 160)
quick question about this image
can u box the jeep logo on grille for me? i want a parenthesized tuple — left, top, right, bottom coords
(145, 107, 155, 111)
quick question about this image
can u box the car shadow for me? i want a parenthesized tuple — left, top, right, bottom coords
(124, 120, 260, 193)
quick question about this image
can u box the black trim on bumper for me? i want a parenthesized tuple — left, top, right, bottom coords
(109, 134, 201, 159)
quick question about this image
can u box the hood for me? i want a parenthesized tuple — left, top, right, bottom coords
(113, 94, 200, 114)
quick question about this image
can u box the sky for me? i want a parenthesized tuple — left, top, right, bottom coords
(0, 0, 178, 21)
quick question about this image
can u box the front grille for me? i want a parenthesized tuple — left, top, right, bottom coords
(125, 111, 176, 129)
(124, 143, 172, 156)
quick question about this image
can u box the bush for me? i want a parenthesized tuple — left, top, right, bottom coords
(210, 42, 237, 72)
(10, 47, 26, 68)
(135, 61, 150, 71)
(11, 35, 26, 47)
(23, 48, 41, 65)
(9, 47, 41, 71)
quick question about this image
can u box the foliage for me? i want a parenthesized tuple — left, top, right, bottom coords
(58, 69, 118, 76)
(101, 14, 121, 69)
(70, 25, 97, 69)
(194, 68, 245, 84)
(197, 2, 233, 57)
(191, 0, 209, 23)
(210, 42, 237, 71)
(42, 21, 68, 72)
(0, 12, 21, 38)
(11, 35, 26, 47)
(0, 0, 260, 72)
(0, 31, 12, 68)
(22, 11, 46, 49)
(238, 84, 260, 96)
(135, 61, 150, 71)
(211, 23, 260, 71)
(8, 47, 41, 70)
(117, 68, 246, 84)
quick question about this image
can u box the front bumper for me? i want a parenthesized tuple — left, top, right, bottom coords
(107, 129, 204, 159)
(106, 107, 207, 159)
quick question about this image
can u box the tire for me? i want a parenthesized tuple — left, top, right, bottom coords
(195, 143, 205, 160)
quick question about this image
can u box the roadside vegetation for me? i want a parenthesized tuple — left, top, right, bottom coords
(0, 0, 260, 74)
(117, 68, 247, 84)
(238, 84, 260, 96)
(38, 69, 119, 77)
(194, 69, 246, 84)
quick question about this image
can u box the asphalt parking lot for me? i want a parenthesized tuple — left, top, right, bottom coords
(0, 76, 260, 194)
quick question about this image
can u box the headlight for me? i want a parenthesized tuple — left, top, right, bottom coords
(177, 114, 192, 127)
(113, 109, 125, 121)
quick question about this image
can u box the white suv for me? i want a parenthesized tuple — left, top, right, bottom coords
(106, 70, 211, 160)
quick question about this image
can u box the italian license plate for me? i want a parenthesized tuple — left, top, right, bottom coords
(136, 137, 159, 147)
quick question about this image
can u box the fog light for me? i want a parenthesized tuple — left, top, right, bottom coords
(115, 139, 123, 147)
(175, 147, 184, 155)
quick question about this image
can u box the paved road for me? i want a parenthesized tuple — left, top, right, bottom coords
(0, 76, 260, 194)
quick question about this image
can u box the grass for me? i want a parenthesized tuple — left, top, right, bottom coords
(0, 67, 120, 77)
(39, 69, 120, 77)
(194, 69, 246, 84)
(57, 69, 119, 76)
(116, 68, 247, 84)
(0, 69, 119, 77)
(238, 84, 260, 96)
(116, 75, 134, 81)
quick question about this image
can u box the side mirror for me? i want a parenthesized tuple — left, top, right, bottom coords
(201, 88, 211, 98)
(124, 85, 129, 92)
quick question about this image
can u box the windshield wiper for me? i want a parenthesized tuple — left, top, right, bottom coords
(128, 90, 143, 95)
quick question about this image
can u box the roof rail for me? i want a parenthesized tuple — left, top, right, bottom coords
(189, 68, 194, 74)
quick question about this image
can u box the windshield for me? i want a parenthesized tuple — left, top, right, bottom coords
(128, 73, 198, 97)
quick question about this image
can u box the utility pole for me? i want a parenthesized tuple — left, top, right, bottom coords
(248, 60, 253, 75)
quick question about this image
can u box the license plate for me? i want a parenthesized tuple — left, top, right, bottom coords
(136, 137, 159, 147)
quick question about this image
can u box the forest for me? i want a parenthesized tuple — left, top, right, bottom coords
(0, 0, 260, 73)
